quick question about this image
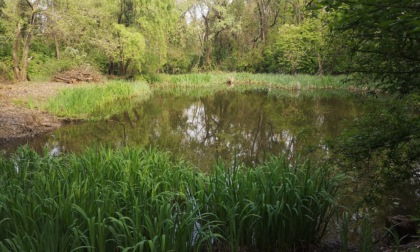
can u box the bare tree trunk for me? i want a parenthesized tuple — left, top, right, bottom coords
(257, 0, 267, 44)
(55, 34, 60, 60)
(109, 61, 115, 75)
(317, 52, 324, 75)
(12, 25, 22, 80)
(253, 0, 280, 47)
(20, 32, 33, 81)
(119, 61, 124, 76)
(12, 0, 40, 82)
(203, 15, 212, 68)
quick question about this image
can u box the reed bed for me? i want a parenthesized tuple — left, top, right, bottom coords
(44, 80, 151, 120)
(156, 72, 347, 91)
(0, 147, 343, 251)
(39, 73, 349, 119)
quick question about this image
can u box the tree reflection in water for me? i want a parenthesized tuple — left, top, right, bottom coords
(28, 90, 367, 169)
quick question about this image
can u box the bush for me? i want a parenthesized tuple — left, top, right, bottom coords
(0, 58, 13, 81)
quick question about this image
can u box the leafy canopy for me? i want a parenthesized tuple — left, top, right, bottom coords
(316, 0, 420, 94)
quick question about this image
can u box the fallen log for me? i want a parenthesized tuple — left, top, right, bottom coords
(54, 76, 74, 84)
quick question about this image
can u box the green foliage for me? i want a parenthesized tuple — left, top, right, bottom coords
(164, 48, 195, 74)
(330, 96, 420, 203)
(137, 0, 177, 74)
(44, 80, 151, 120)
(28, 43, 95, 81)
(113, 24, 146, 73)
(318, 0, 420, 94)
(0, 146, 343, 251)
(0, 58, 12, 80)
(262, 18, 325, 74)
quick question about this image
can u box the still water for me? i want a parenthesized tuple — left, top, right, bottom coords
(23, 89, 368, 169)
(4, 89, 419, 241)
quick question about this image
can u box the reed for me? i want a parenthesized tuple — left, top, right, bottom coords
(341, 211, 350, 252)
(360, 215, 373, 252)
(0, 147, 343, 251)
(38, 73, 350, 119)
(44, 80, 151, 120)
(156, 72, 348, 91)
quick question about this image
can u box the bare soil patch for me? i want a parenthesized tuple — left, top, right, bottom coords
(0, 81, 85, 145)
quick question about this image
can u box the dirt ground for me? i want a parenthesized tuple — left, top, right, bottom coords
(0, 81, 82, 145)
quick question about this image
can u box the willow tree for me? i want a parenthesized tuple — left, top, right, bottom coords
(137, 0, 178, 73)
(4, 0, 43, 81)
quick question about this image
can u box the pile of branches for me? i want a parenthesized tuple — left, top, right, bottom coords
(53, 66, 102, 84)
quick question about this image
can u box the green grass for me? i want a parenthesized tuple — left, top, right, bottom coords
(156, 72, 348, 90)
(44, 80, 151, 120)
(40, 73, 351, 119)
(0, 147, 343, 251)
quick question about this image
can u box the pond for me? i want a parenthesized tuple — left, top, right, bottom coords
(23, 89, 368, 169)
(2, 88, 419, 246)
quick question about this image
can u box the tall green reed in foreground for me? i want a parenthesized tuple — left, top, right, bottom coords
(0, 147, 343, 251)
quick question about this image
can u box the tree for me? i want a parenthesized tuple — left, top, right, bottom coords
(316, 0, 420, 204)
(112, 24, 145, 75)
(263, 18, 325, 74)
(4, 0, 43, 81)
(137, 0, 177, 73)
(317, 0, 420, 94)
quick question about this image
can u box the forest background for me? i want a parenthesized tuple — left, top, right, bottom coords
(0, 1, 419, 249)
(0, 0, 417, 94)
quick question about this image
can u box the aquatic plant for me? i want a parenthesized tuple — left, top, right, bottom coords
(157, 72, 348, 90)
(0, 147, 343, 251)
(44, 80, 151, 120)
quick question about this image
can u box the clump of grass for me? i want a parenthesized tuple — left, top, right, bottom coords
(0, 146, 343, 251)
(203, 157, 343, 251)
(43, 80, 151, 120)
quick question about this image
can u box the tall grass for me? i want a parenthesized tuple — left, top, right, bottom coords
(44, 80, 151, 120)
(39, 73, 350, 119)
(0, 147, 343, 251)
(156, 72, 348, 91)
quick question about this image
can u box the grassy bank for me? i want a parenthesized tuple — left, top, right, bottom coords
(41, 73, 348, 120)
(0, 147, 343, 251)
(155, 72, 348, 90)
(43, 80, 151, 120)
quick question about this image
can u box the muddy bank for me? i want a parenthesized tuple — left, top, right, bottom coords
(0, 82, 79, 146)
(0, 106, 60, 145)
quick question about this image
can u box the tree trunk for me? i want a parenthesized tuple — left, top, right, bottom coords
(20, 32, 32, 81)
(123, 59, 131, 75)
(317, 52, 324, 75)
(109, 60, 115, 75)
(55, 34, 60, 60)
(12, 25, 22, 80)
(257, 0, 267, 44)
(12, 0, 40, 82)
(203, 15, 212, 68)
(119, 61, 124, 76)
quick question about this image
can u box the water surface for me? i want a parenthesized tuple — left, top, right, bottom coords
(25, 90, 368, 169)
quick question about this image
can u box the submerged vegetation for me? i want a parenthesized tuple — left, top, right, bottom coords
(0, 147, 342, 251)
